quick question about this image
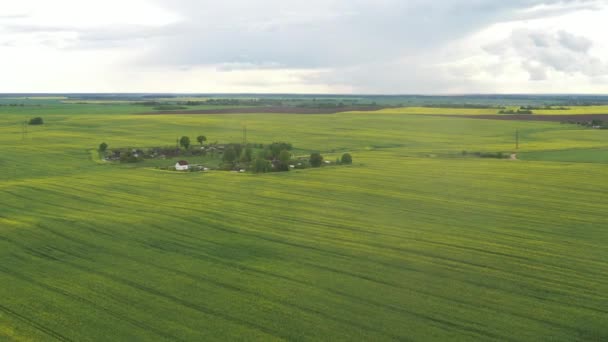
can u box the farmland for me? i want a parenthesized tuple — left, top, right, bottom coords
(1, 98, 608, 341)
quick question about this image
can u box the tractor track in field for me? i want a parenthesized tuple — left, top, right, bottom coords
(0, 303, 73, 342)
(0, 266, 182, 342)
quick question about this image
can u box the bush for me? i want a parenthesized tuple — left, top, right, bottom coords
(119, 152, 141, 163)
(99, 142, 108, 152)
(310, 153, 324, 167)
(479, 152, 507, 159)
(341, 153, 353, 165)
(28, 117, 44, 125)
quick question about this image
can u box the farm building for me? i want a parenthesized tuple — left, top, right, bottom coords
(175, 160, 189, 171)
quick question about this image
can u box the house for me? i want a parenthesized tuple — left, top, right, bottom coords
(175, 160, 189, 171)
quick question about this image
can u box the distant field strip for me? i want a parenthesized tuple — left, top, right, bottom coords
(367, 106, 608, 116)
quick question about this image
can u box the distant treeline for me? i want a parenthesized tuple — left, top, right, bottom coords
(295, 102, 379, 108)
(520, 105, 570, 110)
(131, 98, 383, 110)
(21, 93, 608, 107)
(133, 99, 286, 107)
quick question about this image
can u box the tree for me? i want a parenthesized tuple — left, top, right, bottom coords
(179, 136, 191, 150)
(259, 148, 274, 160)
(341, 153, 353, 165)
(242, 147, 253, 163)
(310, 152, 323, 167)
(223, 146, 237, 163)
(99, 142, 108, 153)
(268, 142, 292, 159)
(28, 117, 44, 125)
(233, 144, 243, 158)
(252, 158, 271, 173)
(277, 150, 292, 171)
(197, 135, 207, 146)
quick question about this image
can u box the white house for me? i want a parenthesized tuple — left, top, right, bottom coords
(175, 160, 189, 171)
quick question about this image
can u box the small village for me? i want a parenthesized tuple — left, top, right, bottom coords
(99, 137, 353, 173)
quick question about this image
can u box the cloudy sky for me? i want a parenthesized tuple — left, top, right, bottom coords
(1, 0, 607, 93)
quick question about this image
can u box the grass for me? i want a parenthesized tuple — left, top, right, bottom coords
(519, 148, 608, 163)
(1, 105, 608, 341)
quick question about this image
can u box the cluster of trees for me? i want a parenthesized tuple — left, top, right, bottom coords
(179, 135, 207, 150)
(561, 119, 607, 129)
(251, 150, 353, 174)
(28, 117, 44, 125)
(248, 142, 293, 172)
(222, 143, 255, 165)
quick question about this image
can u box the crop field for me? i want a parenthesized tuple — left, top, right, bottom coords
(371, 105, 608, 116)
(1, 104, 608, 341)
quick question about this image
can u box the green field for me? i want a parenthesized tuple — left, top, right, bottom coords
(519, 148, 608, 163)
(1, 103, 608, 341)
